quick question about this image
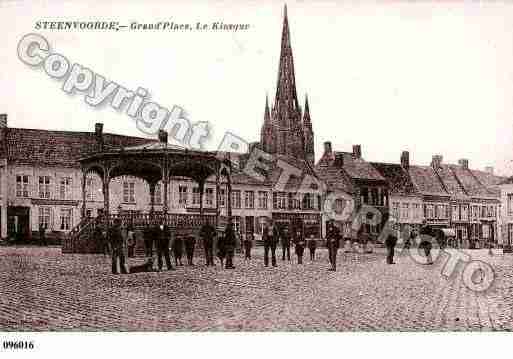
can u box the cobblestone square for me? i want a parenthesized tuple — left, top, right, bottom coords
(0, 246, 512, 331)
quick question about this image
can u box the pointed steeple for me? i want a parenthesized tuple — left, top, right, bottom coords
(264, 93, 270, 123)
(274, 4, 300, 116)
(303, 94, 311, 129)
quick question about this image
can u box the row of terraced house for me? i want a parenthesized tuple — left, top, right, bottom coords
(1, 6, 511, 248)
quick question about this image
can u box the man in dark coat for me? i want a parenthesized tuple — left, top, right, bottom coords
(217, 231, 226, 268)
(200, 223, 216, 266)
(307, 234, 317, 261)
(294, 229, 306, 264)
(224, 223, 236, 269)
(143, 224, 153, 258)
(327, 222, 341, 271)
(419, 223, 434, 265)
(39, 223, 47, 246)
(184, 235, 196, 266)
(172, 234, 184, 266)
(243, 232, 253, 260)
(385, 231, 398, 264)
(109, 219, 128, 274)
(156, 224, 173, 271)
(281, 227, 291, 261)
(262, 223, 277, 267)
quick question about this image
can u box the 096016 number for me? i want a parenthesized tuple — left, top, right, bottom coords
(2, 341, 34, 350)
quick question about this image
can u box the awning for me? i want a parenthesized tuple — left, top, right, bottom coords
(441, 228, 456, 237)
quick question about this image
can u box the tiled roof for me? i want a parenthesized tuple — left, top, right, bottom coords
(434, 164, 468, 200)
(314, 162, 354, 194)
(371, 162, 417, 196)
(5, 128, 152, 168)
(449, 165, 497, 199)
(317, 151, 385, 182)
(408, 165, 448, 197)
(471, 169, 506, 187)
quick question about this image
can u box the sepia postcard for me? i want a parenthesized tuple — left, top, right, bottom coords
(1, 0, 512, 357)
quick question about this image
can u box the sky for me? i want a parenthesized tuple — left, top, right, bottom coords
(1, 0, 513, 175)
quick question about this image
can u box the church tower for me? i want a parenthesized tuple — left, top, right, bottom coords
(260, 5, 314, 164)
(303, 94, 315, 166)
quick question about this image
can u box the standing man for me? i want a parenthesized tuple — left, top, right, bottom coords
(127, 225, 136, 258)
(224, 223, 236, 269)
(294, 229, 306, 264)
(307, 234, 317, 261)
(39, 223, 47, 246)
(419, 222, 434, 265)
(327, 222, 341, 271)
(172, 233, 184, 266)
(262, 223, 276, 267)
(156, 224, 174, 271)
(143, 223, 153, 258)
(184, 234, 196, 266)
(200, 223, 215, 266)
(109, 218, 128, 274)
(281, 227, 291, 261)
(385, 229, 398, 264)
(243, 232, 253, 260)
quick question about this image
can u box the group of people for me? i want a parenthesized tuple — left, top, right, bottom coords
(256, 223, 320, 267)
(384, 221, 435, 265)
(96, 218, 336, 274)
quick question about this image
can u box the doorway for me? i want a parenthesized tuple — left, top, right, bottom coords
(7, 206, 30, 242)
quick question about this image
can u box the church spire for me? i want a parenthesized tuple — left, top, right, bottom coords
(274, 4, 300, 116)
(264, 93, 270, 123)
(303, 94, 311, 129)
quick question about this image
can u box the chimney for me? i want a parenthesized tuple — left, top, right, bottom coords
(94, 122, 104, 152)
(352, 144, 362, 159)
(458, 158, 469, 169)
(324, 141, 332, 155)
(334, 152, 344, 167)
(400, 151, 410, 170)
(432, 154, 443, 169)
(158, 129, 168, 143)
(485, 166, 494, 175)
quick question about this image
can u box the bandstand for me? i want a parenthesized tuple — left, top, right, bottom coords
(63, 130, 234, 254)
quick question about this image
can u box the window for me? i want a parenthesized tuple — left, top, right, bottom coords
(482, 224, 490, 239)
(402, 203, 409, 221)
(178, 185, 188, 205)
(413, 203, 420, 220)
(288, 193, 300, 209)
(244, 191, 254, 209)
(435, 204, 444, 219)
(302, 193, 315, 210)
(361, 187, 369, 205)
(425, 204, 435, 219)
(219, 189, 226, 207)
(123, 182, 135, 203)
(59, 177, 72, 200)
(86, 178, 94, 201)
(154, 184, 162, 204)
(452, 205, 459, 221)
(205, 188, 214, 206)
(258, 191, 268, 209)
(460, 205, 468, 221)
(461, 227, 467, 240)
(38, 207, 51, 229)
(16, 175, 29, 197)
(392, 202, 399, 221)
(273, 192, 287, 209)
(38, 176, 51, 198)
(192, 187, 201, 205)
(508, 194, 513, 216)
(60, 208, 73, 231)
(232, 190, 241, 209)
